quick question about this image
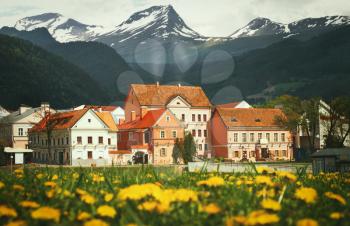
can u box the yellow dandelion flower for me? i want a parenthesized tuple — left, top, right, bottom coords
(295, 187, 317, 204)
(46, 189, 55, 199)
(14, 169, 23, 174)
(104, 193, 114, 202)
(51, 174, 58, 180)
(170, 188, 198, 202)
(5, 220, 27, 226)
(201, 203, 221, 214)
(246, 210, 280, 225)
(96, 205, 117, 218)
(81, 194, 96, 204)
(296, 218, 318, 226)
(255, 176, 274, 186)
(84, 219, 109, 226)
(31, 206, 60, 222)
(261, 199, 281, 211)
(0, 205, 17, 217)
(256, 166, 274, 174)
(330, 212, 343, 220)
(117, 183, 162, 201)
(36, 173, 44, 179)
(76, 188, 88, 195)
(197, 176, 225, 187)
(0, 181, 5, 189)
(324, 192, 346, 205)
(13, 184, 24, 191)
(19, 201, 40, 208)
(44, 181, 56, 188)
(77, 211, 91, 221)
(276, 171, 297, 182)
(137, 201, 169, 213)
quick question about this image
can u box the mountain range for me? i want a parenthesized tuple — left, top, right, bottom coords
(1, 4, 350, 108)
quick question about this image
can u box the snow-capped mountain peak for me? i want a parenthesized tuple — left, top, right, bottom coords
(14, 12, 106, 42)
(104, 5, 203, 40)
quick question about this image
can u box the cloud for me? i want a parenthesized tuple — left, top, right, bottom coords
(0, 0, 349, 36)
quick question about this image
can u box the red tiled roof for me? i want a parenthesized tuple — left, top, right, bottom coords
(109, 150, 132, 154)
(216, 102, 240, 108)
(130, 84, 211, 107)
(95, 112, 118, 131)
(85, 105, 118, 111)
(216, 108, 286, 128)
(118, 109, 166, 130)
(30, 109, 89, 132)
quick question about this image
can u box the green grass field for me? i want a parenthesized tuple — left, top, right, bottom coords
(0, 165, 349, 226)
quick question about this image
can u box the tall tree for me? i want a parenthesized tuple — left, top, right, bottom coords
(183, 133, 196, 164)
(172, 138, 183, 164)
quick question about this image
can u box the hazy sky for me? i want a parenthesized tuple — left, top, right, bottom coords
(1, 0, 350, 37)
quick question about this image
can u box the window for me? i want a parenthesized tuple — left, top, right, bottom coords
(234, 151, 239, 158)
(88, 136, 93, 144)
(172, 130, 177, 138)
(77, 136, 82, 144)
(66, 137, 69, 145)
(108, 138, 111, 145)
(203, 114, 207, 122)
(234, 133, 238, 142)
(192, 114, 195, 122)
(250, 151, 255, 157)
(129, 132, 133, 140)
(242, 133, 247, 142)
(181, 114, 185, 121)
(204, 130, 207, 137)
(53, 139, 56, 146)
(98, 136, 103, 144)
(198, 144, 202, 150)
(274, 133, 278, 142)
(204, 144, 208, 151)
(198, 114, 201, 122)
(258, 133, 262, 140)
(160, 131, 165, 138)
(282, 150, 287, 157)
(275, 150, 279, 157)
(198, 130, 202, 137)
(166, 116, 170, 122)
(88, 119, 91, 123)
(57, 138, 60, 145)
(266, 133, 270, 142)
(88, 151, 93, 159)
(281, 133, 286, 142)
(192, 130, 196, 137)
(18, 128, 23, 136)
(250, 133, 254, 142)
(160, 148, 166, 157)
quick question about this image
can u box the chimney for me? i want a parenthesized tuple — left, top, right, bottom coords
(178, 83, 181, 87)
(140, 107, 148, 119)
(156, 81, 159, 87)
(41, 102, 50, 112)
(131, 111, 136, 121)
(98, 107, 102, 112)
(19, 105, 31, 115)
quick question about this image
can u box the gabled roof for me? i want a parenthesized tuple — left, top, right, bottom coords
(84, 105, 119, 111)
(130, 84, 211, 108)
(30, 109, 88, 132)
(95, 112, 118, 131)
(0, 107, 44, 124)
(216, 100, 252, 109)
(216, 108, 286, 128)
(118, 109, 166, 130)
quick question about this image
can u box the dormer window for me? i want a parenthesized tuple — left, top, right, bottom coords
(88, 119, 91, 123)
(255, 118, 261, 122)
(231, 118, 237, 122)
(177, 102, 180, 105)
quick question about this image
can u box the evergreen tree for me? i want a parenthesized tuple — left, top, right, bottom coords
(183, 132, 196, 163)
(172, 138, 182, 164)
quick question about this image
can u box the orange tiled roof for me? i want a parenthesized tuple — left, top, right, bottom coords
(95, 112, 118, 131)
(118, 109, 166, 130)
(130, 84, 211, 107)
(30, 109, 88, 132)
(85, 105, 118, 111)
(216, 108, 286, 128)
(216, 102, 240, 108)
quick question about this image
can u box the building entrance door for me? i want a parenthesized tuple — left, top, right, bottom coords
(88, 151, 93, 159)
(261, 148, 269, 158)
(59, 152, 64, 165)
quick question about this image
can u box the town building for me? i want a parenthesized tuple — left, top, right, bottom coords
(28, 109, 117, 166)
(216, 100, 252, 109)
(211, 107, 293, 162)
(117, 109, 184, 164)
(124, 83, 212, 157)
(0, 103, 52, 149)
(74, 105, 125, 124)
(0, 106, 9, 119)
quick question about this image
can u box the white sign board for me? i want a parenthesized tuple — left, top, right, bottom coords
(15, 153, 24, 164)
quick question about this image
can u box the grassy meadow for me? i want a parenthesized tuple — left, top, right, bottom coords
(0, 165, 349, 226)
